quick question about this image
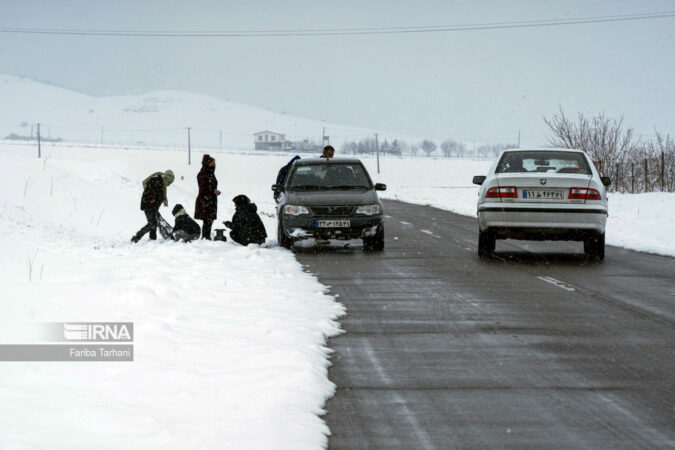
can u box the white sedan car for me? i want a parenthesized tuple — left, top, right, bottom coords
(473, 148, 611, 260)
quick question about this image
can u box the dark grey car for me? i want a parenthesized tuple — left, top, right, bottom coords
(273, 158, 386, 250)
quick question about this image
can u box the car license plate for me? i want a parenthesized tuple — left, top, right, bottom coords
(316, 220, 350, 228)
(522, 189, 565, 200)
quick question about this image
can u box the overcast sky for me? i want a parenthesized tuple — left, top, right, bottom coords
(1, 0, 673, 145)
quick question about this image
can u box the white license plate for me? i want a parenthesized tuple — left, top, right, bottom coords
(522, 189, 565, 200)
(316, 220, 350, 228)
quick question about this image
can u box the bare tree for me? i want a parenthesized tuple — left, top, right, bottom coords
(544, 107, 637, 177)
(544, 107, 673, 192)
(440, 139, 464, 158)
(420, 139, 436, 157)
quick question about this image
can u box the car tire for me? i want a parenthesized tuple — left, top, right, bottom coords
(364, 226, 384, 251)
(278, 221, 293, 250)
(478, 230, 495, 258)
(584, 233, 605, 261)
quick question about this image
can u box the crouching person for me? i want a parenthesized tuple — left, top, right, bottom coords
(131, 170, 174, 243)
(223, 195, 267, 246)
(172, 204, 201, 242)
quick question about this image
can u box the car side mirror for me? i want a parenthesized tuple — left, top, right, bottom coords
(375, 183, 387, 191)
(600, 176, 611, 187)
(472, 176, 486, 185)
(272, 184, 283, 191)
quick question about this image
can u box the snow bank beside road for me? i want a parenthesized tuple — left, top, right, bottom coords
(604, 192, 675, 257)
(357, 155, 675, 257)
(0, 144, 344, 449)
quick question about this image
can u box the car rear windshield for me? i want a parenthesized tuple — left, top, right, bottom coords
(495, 151, 592, 174)
(287, 163, 372, 190)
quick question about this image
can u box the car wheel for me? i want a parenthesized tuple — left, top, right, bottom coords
(478, 230, 495, 258)
(278, 220, 293, 250)
(364, 226, 384, 251)
(584, 233, 605, 261)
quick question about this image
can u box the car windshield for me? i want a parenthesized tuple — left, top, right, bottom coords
(495, 151, 592, 174)
(287, 163, 371, 190)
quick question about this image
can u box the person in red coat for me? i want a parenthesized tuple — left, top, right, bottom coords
(195, 154, 220, 239)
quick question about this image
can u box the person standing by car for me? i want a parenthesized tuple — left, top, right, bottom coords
(321, 145, 335, 158)
(223, 195, 267, 246)
(195, 154, 220, 239)
(131, 170, 174, 243)
(274, 155, 300, 200)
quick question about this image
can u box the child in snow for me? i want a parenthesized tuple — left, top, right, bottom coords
(171, 204, 201, 242)
(131, 170, 174, 243)
(223, 195, 267, 246)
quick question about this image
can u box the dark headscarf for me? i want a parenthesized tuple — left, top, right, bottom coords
(233, 194, 250, 209)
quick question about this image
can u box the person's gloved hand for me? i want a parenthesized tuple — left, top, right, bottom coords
(223, 221, 233, 229)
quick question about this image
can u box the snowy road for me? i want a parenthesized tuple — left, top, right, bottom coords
(297, 200, 675, 449)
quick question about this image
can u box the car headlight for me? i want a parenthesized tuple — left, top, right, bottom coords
(356, 204, 381, 216)
(284, 205, 310, 216)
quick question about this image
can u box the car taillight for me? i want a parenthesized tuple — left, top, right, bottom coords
(569, 187, 601, 200)
(485, 186, 517, 198)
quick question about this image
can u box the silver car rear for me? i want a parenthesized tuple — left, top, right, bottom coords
(474, 149, 610, 259)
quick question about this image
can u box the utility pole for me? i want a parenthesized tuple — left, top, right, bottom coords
(517, 130, 521, 148)
(661, 151, 665, 192)
(375, 133, 380, 174)
(187, 127, 192, 165)
(100, 127, 104, 146)
(37, 123, 41, 158)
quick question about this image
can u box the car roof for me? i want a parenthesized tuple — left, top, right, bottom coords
(503, 148, 584, 152)
(294, 157, 364, 165)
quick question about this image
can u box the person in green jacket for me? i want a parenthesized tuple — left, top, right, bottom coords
(131, 170, 174, 243)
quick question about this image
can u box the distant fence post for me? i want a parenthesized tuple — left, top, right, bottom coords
(37, 123, 41, 158)
(375, 133, 380, 174)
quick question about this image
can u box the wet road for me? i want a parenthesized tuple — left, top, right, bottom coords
(295, 199, 675, 449)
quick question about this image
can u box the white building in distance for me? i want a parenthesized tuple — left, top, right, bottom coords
(253, 130, 286, 150)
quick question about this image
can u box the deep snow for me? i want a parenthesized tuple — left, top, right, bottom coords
(0, 143, 344, 449)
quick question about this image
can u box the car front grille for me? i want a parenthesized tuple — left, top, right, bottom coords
(310, 206, 356, 217)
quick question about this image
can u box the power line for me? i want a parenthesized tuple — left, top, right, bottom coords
(0, 11, 673, 37)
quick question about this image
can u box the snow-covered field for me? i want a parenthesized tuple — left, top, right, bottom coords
(0, 141, 672, 448)
(0, 143, 345, 449)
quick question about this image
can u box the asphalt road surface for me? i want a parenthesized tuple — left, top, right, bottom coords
(295, 199, 675, 449)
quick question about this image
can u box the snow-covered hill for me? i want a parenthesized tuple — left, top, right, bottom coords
(0, 74, 376, 149)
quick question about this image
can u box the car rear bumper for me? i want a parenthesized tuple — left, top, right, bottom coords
(477, 206, 607, 236)
(282, 216, 383, 240)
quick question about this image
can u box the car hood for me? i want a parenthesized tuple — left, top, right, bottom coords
(285, 189, 379, 206)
